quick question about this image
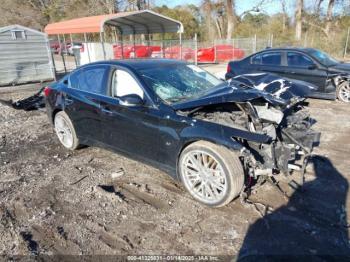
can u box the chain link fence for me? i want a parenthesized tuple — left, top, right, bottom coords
(49, 32, 350, 76)
(49, 35, 275, 76)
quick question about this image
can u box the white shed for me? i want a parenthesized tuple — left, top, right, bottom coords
(0, 25, 55, 86)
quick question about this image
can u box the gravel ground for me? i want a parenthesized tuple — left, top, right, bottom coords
(0, 87, 349, 258)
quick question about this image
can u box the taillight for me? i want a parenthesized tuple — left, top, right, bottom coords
(80, 44, 84, 53)
(44, 86, 52, 97)
(227, 63, 231, 73)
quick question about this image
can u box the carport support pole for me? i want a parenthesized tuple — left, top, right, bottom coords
(194, 33, 198, 65)
(100, 32, 106, 60)
(344, 27, 350, 59)
(63, 34, 67, 55)
(161, 33, 165, 58)
(121, 35, 124, 59)
(70, 34, 78, 68)
(84, 33, 91, 63)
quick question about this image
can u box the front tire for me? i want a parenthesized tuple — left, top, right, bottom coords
(336, 81, 350, 103)
(178, 141, 245, 207)
(54, 111, 80, 150)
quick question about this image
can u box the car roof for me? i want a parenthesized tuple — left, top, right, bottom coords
(256, 47, 317, 54)
(84, 59, 187, 70)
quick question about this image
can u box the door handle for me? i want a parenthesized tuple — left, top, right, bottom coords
(100, 104, 112, 114)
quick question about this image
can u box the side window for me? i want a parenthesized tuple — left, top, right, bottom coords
(251, 54, 262, 64)
(261, 52, 281, 66)
(70, 66, 109, 95)
(112, 69, 144, 99)
(287, 52, 314, 67)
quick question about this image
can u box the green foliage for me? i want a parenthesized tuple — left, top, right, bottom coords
(152, 5, 200, 39)
(1, 0, 350, 58)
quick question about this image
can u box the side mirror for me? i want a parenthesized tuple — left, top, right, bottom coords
(119, 94, 144, 106)
(308, 64, 317, 70)
(63, 79, 68, 85)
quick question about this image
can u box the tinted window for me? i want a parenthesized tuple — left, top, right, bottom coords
(287, 52, 313, 67)
(261, 52, 281, 65)
(70, 66, 109, 95)
(251, 54, 262, 64)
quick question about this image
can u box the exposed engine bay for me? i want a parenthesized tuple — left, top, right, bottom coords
(181, 98, 320, 180)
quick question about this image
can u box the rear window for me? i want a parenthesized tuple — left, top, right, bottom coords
(261, 52, 281, 65)
(69, 66, 109, 95)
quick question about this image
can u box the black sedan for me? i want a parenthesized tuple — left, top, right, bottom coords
(226, 47, 350, 102)
(45, 59, 319, 207)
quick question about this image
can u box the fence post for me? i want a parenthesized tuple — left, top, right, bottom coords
(58, 35, 67, 73)
(194, 33, 198, 65)
(253, 34, 257, 53)
(344, 27, 350, 59)
(179, 33, 182, 60)
(214, 39, 217, 63)
(270, 34, 274, 48)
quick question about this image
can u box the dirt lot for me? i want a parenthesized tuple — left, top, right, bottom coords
(0, 86, 350, 258)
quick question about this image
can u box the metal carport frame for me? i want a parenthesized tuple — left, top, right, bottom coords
(44, 10, 184, 60)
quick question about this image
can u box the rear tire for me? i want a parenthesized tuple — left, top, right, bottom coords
(178, 141, 245, 207)
(336, 81, 350, 103)
(54, 111, 80, 150)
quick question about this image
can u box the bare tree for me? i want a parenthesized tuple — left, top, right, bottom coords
(325, 0, 335, 36)
(281, 0, 288, 32)
(315, 0, 324, 14)
(226, 0, 235, 39)
(295, 0, 303, 40)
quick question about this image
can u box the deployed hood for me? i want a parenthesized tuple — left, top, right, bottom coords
(172, 83, 292, 111)
(172, 73, 309, 111)
(230, 73, 315, 100)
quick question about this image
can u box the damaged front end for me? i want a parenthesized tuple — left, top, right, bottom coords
(177, 93, 320, 181)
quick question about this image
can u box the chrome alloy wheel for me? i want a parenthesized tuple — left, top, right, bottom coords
(181, 150, 227, 204)
(54, 114, 74, 148)
(338, 82, 350, 102)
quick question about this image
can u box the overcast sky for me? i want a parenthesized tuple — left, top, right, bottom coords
(154, 0, 283, 15)
(154, 0, 343, 16)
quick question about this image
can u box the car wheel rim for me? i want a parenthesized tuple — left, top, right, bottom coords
(181, 150, 227, 204)
(54, 115, 73, 148)
(339, 83, 350, 102)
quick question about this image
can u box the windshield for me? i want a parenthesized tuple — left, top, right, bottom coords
(307, 49, 338, 66)
(139, 64, 223, 103)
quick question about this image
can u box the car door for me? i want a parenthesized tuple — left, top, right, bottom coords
(249, 51, 284, 75)
(99, 67, 167, 164)
(283, 51, 328, 89)
(64, 65, 110, 142)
